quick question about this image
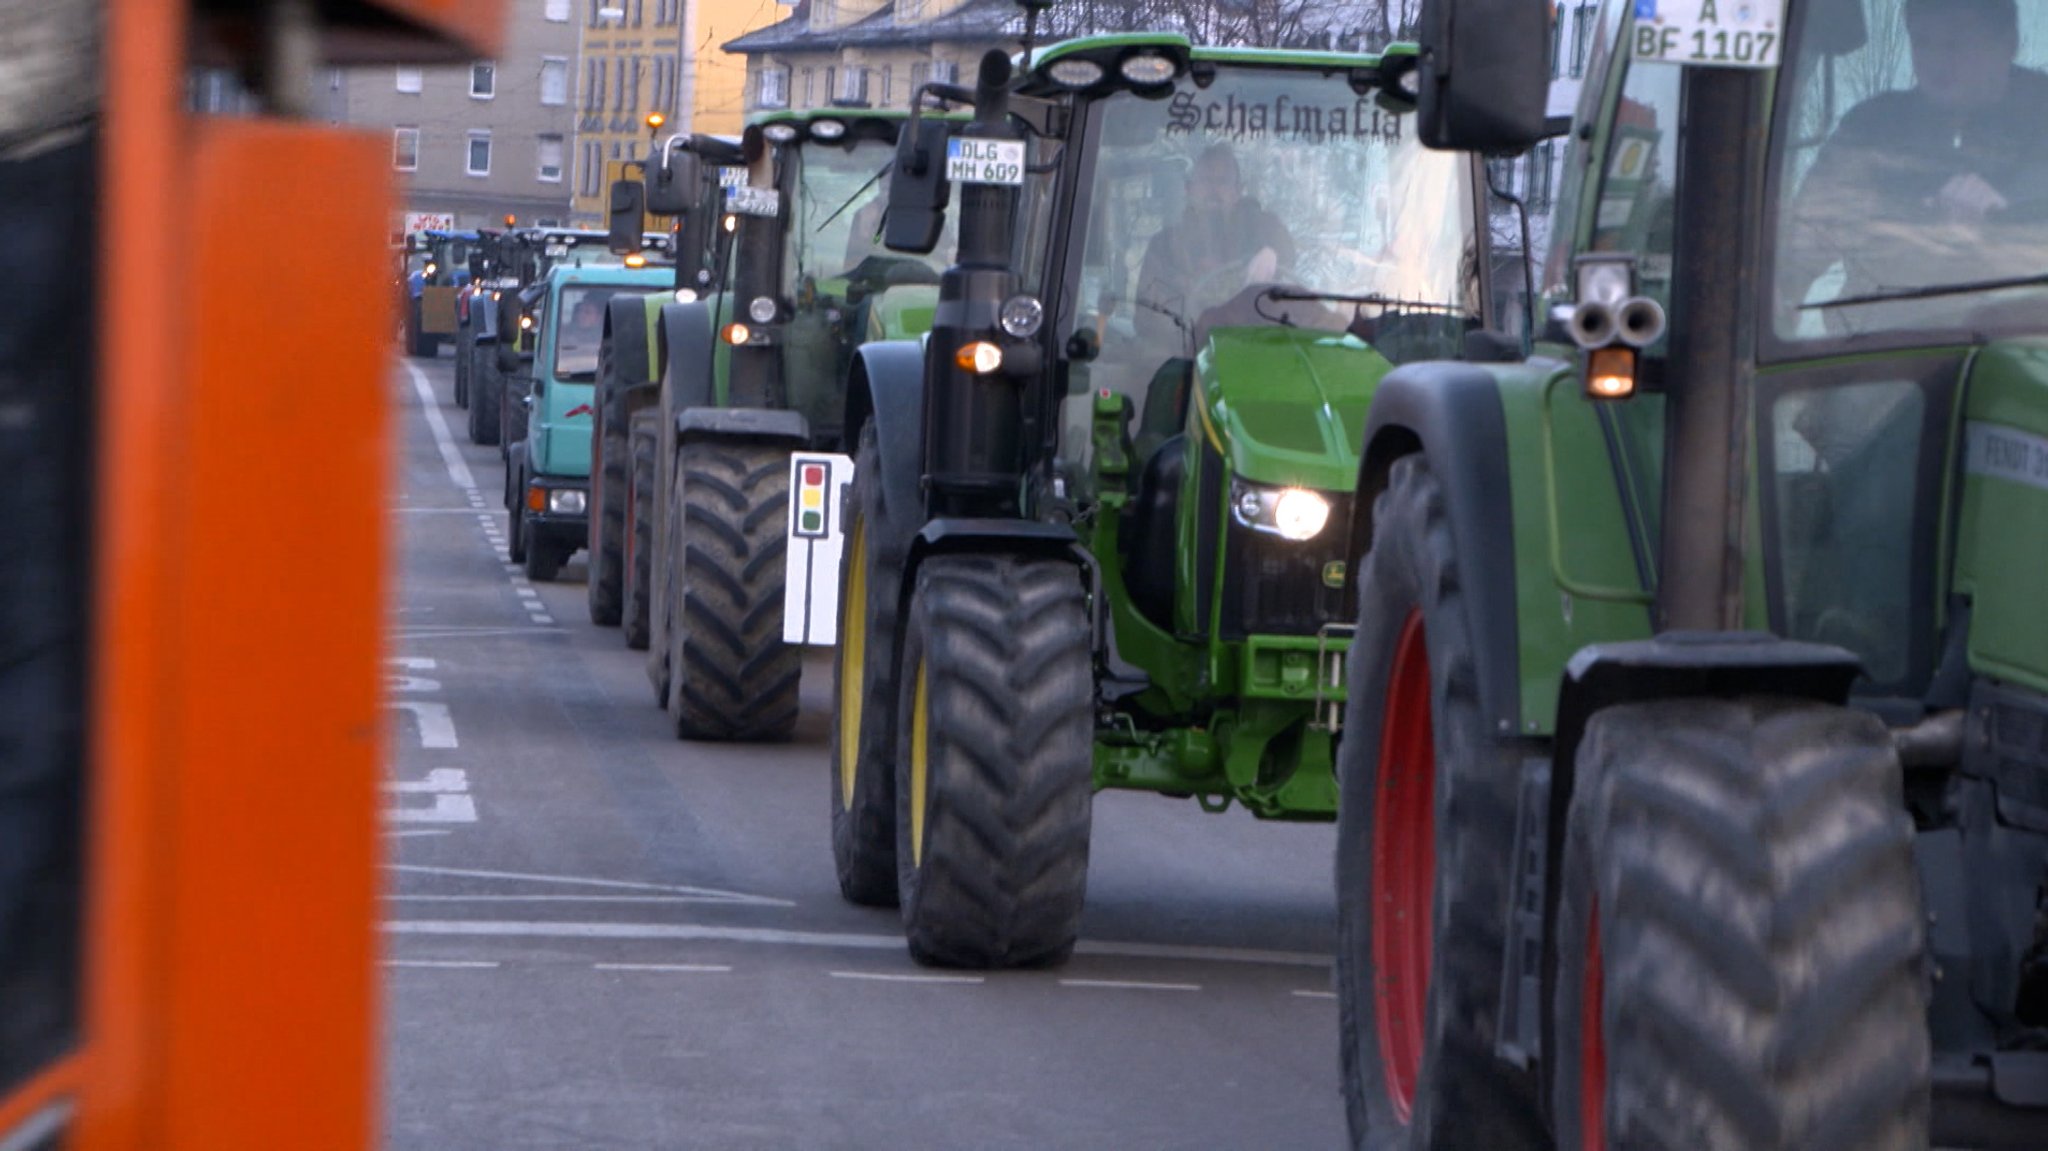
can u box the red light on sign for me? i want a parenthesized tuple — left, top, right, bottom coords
(802, 464, 824, 487)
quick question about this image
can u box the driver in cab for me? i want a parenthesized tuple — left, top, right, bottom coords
(1784, 0, 2048, 308)
(1134, 143, 1296, 343)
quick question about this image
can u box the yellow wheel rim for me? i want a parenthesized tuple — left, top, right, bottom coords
(837, 515, 867, 809)
(910, 659, 930, 866)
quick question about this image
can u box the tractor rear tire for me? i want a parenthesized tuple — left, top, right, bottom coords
(502, 377, 528, 460)
(622, 410, 657, 651)
(893, 555, 1093, 969)
(1335, 453, 1546, 1151)
(830, 425, 900, 907)
(405, 299, 436, 358)
(468, 354, 501, 446)
(662, 439, 800, 741)
(454, 324, 471, 408)
(586, 342, 628, 626)
(1553, 698, 1929, 1151)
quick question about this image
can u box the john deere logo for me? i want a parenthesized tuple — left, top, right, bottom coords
(1322, 561, 1346, 589)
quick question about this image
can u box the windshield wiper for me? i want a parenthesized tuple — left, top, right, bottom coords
(815, 162, 891, 235)
(1805, 271, 2048, 310)
(1262, 288, 1472, 316)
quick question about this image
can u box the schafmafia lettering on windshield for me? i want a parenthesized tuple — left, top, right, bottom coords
(1166, 92, 1402, 144)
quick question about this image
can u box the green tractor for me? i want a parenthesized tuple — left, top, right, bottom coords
(586, 134, 744, 640)
(637, 108, 954, 739)
(820, 35, 1501, 964)
(1332, 0, 2048, 1147)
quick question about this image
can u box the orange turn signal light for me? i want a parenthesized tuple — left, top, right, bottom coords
(723, 323, 750, 345)
(955, 341, 1003, 374)
(526, 486, 546, 513)
(1585, 346, 1637, 400)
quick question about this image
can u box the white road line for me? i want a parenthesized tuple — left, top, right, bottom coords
(1075, 939, 1331, 969)
(389, 701, 459, 749)
(386, 794, 478, 823)
(382, 959, 500, 969)
(829, 970, 984, 985)
(532, 615, 556, 626)
(593, 963, 732, 973)
(1291, 990, 1337, 1000)
(394, 507, 494, 514)
(389, 657, 438, 670)
(385, 768, 468, 794)
(385, 829, 453, 839)
(394, 627, 564, 640)
(1058, 979, 1202, 992)
(515, 588, 540, 599)
(388, 894, 786, 905)
(386, 865, 795, 907)
(401, 361, 477, 492)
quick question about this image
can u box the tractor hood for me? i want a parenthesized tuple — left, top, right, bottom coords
(1194, 326, 1392, 491)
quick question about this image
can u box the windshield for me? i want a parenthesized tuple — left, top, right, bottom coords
(1069, 68, 1477, 401)
(789, 136, 950, 291)
(552, 286, 622, 378)
(1771, 0, 2048, 346)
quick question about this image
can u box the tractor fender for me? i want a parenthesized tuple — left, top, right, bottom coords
(659, 299, 718, 414)
(1350, 362, 1524, 736)
(677, 407, 809, 446)
(843, 339, 928, 563)
(606, 295, 655, 386)
(905, 518, 1085, 592)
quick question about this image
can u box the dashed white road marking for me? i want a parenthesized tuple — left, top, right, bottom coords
(386, 793, 479, 823)
(1291, 990, 1337, 1000)
(386, 767, 469, 794)
(830, 970, 984, 985)
(383, 959, 500, 969)
(1058, 979, 1202, 992)
(386, 829, 453, 839)
(401, 361, 477, 492)
(386, 865, 795, 908)
(593, 963, 733, 974)
(388, 894, 784, 905)
(532, 615, 556, 626)
(390, 701, 459, 749)
(395, 627, 562, 640)
(390, 657, 438, 671)
(1074, 939, 1330, 969)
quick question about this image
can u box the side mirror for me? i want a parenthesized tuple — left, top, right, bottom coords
(883, 117, 953, 255)
(607, 179, 646, 255)
(646, 149, 702, 217)
(1416, 0, 1551, 152)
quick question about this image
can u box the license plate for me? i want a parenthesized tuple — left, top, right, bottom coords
(945, 138, 1026, 186)
(1631, 0, 1783, 69)
(724, 185, 782, 218)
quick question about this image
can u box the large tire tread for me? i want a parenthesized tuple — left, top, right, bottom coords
(586, 339, 628, 626)
(664, 441, 800, 741)
(895, 555, 1093, 969)
(1555, 697, 1929, 1151)
(831, 426, 900, 907)
(622, 410, 657, 651)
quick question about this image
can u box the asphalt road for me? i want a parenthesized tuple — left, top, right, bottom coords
(381, 354, 1347, 1150)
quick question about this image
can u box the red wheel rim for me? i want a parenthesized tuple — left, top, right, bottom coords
(1370, 609, 1434, 1123)
(1581, 904, 1607, 1151)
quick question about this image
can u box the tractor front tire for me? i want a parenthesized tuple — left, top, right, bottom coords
(1553, 697, 1929, 1151)
(621, 409, 657, 651)
(586, 344, 628, 626)
(662, 439, 800, 741)
(830, 425, 900, 907)
(405, 299, 435, 358)
(1335, 453, 1546, 1151)
(454, 325, 472, 408)
(893, 555, 1094, 969)
(467, 355, 502, 446)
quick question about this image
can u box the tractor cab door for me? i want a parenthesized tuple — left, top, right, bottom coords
(0, 3, 499, 1148)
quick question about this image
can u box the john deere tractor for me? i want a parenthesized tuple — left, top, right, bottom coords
(637, 108, 953, 740)
(820, 35, 1499, 966)
(586, 134, 743, 639)
(1332, 0, 2048, 1147)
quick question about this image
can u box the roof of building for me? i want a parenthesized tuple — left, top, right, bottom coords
(722, 0, 1020, 55)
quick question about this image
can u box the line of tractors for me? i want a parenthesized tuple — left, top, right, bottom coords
(414, 1, 2048, 1144)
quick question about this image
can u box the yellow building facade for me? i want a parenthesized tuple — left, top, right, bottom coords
(569, 0, 780, 224)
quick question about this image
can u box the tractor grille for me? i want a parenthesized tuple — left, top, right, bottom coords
(1219, 497, 1355, 639)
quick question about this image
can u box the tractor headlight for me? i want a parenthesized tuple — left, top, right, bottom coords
(1119, 52, 1177, 86)
(548, 489, 587, 515)
(674, 288, 699, 304)
(1230, 480, 1330, 541)
(748, 296, 778, 323)
(809, 118, 846, 140)
(999, 295, 1044, 338)
(763, 123, 799, 143)
(1047, 59, 1105, 88)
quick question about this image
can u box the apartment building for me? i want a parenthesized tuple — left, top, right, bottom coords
(723, 0, 1019, 116)
(567, 0, 781, 225)
(339, 0, 582, 228)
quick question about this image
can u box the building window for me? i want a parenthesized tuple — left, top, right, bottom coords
(801, 68, 814, 107)
(1549, 3, 1565, 79)
(910, 62, 928, 99)
(758, 66, 790, 110)
(538, 135, 565, 182)
(393, 127, 419, 171)
(614, 60, 627, 112)
(837, 66, 867, 106)
(586, 57, 608, 111)
(930, 60, 959, 85)
(1570, 2, 1596, 77)
(541, 57, 569, 106)
(629, 56, 645, 115)
(395, 66, 422, 93)
(881, 64, 892, 107)
(546, 0, 571, 20)
(823, 67, 836, 105)
(581, 140, 603, 196)
(467, 131, 492, 176)
(470, 62, 495, 99)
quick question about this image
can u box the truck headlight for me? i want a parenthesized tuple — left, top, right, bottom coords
(548, 489, 586, 515)
(1230, 479, 1329, 541)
